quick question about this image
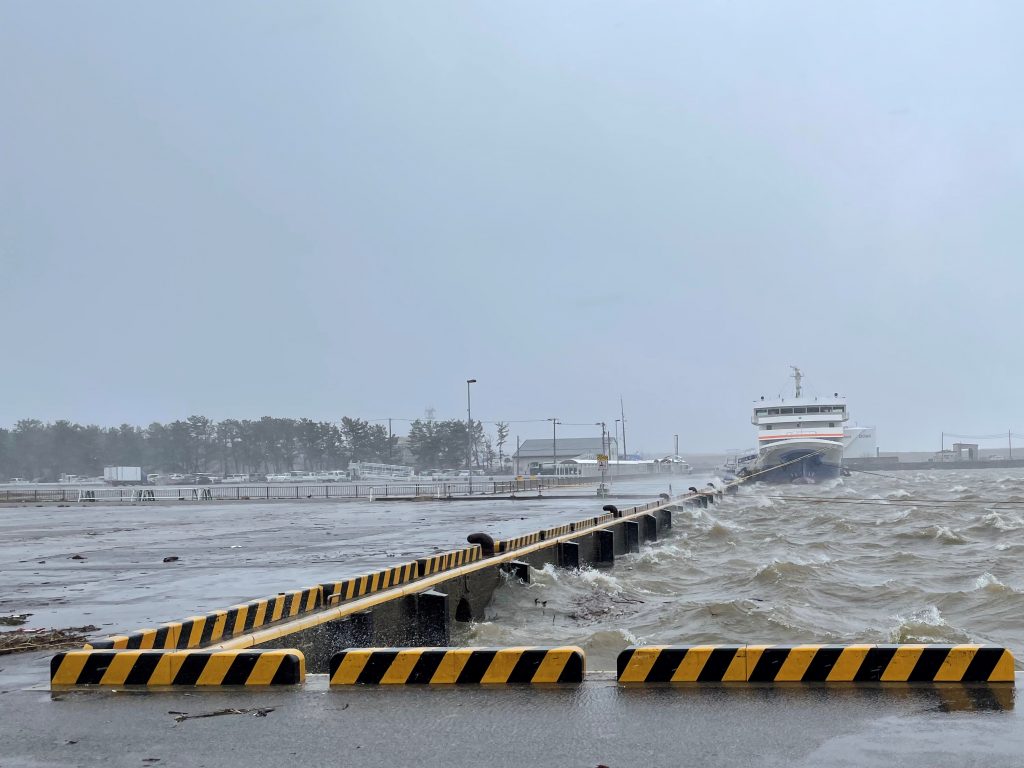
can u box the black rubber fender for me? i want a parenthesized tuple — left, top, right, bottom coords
(602, 504, 621, 518)
(467, 532, 495, 557)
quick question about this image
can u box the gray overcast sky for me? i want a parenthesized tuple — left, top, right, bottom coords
(2, 1, 1022, 453)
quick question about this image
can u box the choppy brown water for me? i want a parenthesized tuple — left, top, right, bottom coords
(458, 468, 1024, 670)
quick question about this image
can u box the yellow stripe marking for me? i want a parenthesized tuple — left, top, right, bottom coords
(482, 648, 526, 683)
(619, 648, 661, 683)
(231, 606, 249, 636)
(51, 653, 90, 686)
(671, 647, 715, 682)
(827, 645, 872, 681)
(433, 649, 473, 684)
(247, 654, 284, 685)
(532, 648, 582, 683)
(881, 645, 925, 681)
(380, 650, 423, 684)
(253, 601, 268, 627)
(137, 630, 156, 650)
(186, 618, 206, 648)
(210, 612, 228, 642)
(332, 650, 372, 685)
(111, 636, 129, 650)
(932, 645, 979, 681)
(989, 649, 1016, 682)
(774, 645, 819, 681)
(271, 596, 285, 621)
(195, 652, 238, 685)
(381, 570, 392, 590)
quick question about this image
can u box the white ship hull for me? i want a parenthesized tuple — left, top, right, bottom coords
(750, 438, 843, 483)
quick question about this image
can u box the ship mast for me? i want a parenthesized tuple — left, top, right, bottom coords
(790, 366, 803, 398)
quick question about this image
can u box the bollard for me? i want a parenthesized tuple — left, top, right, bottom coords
(625, 521, 640, 553)
(596, 529, 615, 565)
(558, 541, 580, 570)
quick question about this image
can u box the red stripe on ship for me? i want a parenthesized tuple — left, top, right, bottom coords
(759, 434, 843, 440)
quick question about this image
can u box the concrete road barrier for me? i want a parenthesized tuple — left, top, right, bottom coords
(51, 649, 306, 687)
(330, 646, 585, 685)
(617, 644, 1016, 683)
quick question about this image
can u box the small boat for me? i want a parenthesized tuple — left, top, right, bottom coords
(742, 367, 849, 483)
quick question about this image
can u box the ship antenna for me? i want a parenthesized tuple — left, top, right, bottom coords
(790, 366, 802, 398)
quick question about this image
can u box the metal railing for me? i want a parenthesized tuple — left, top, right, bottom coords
(0, 475, 607, 503)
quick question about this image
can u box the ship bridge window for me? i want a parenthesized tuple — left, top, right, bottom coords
(794, 407, 806, 414)
(768, 408, 780, 415)
(829, 422, 835, 428)
(780, 407, 793, 414)
(808, 406, 820, 413)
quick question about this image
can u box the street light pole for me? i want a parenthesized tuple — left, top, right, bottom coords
(547, 417, 558, 478)
(466, 379, 477, 494)
(614, 419, 621, 462)
(674, 434, 679, 457)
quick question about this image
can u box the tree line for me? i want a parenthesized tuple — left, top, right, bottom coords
(0, 416, 511, 481)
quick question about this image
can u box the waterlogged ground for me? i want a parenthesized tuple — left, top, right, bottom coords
(458, 468, 1024, 670)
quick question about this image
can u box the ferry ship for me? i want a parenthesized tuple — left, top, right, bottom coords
(738, 367, 849, 483)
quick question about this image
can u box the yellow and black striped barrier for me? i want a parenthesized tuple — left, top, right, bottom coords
(540, 523, 572, 540)
(417, 545, 482, 577)
(617, 645, 1016, 683)
(86, 586, 323, 650)
(330, 646, 585, 685)
(495, 532, 541, 554)
(51, 649, 305, 688)
(323, 562, 419, 606)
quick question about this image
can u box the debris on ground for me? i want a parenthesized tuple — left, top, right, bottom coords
(162, 556, 179, 563)
(69, 554, 86, 560)
(0, 614, 31, 626)
(169, 707, 275, 723)
(0, 625, 100, 655)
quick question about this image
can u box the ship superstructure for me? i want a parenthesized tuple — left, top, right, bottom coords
(743, 367, 849, 482)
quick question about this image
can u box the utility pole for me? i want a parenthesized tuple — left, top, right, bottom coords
(674, 433, 679, 457)
(388, 418, 392, 459)
(619, 396, 627, 460)
(1010, 430, 1013, 460)
(515, 435, 520, 477)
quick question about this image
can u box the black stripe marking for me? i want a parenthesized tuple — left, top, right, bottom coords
(508, 649, 548, 683)
(78, 652, 116, 684)
(270, 655, 301, 685)
(406, 651, 446, 684)
(154, 625, 171, 649)
(199, 615, 219, 645)
(356, 652, 400, 685)
(176, 621, 195, 649)
(172, 654, 210, 685)
(456, 651, 497, 684)
(124, 653, 164, 685)
(558, 651, 585, 683)
(963, 647, 1004, 682)
(908, 646, 952, 681)
(88, 639, 115, 650)
(50, 653, 68, 679)
(854, 646, 898, 682)
(697, 648, 740, 682)
(221, 653, 261, 685)
(244, 602, 261, 631)
(648, 648, 688, 682)
(224, 608, 241, 638)
(802, 646, 846, 681)
(748, 647, 791, 682)
(125, 632, 143, 650)
(616, 649, 636, 679)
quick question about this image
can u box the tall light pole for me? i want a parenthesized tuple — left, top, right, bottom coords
(547, 417, 559, 477)
(614, 419, 621, 462)
(674, 434, 679, 457)
(466, 379, 477, 493)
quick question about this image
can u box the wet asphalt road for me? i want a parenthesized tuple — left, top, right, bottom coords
(3, 670, 1021, 768)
